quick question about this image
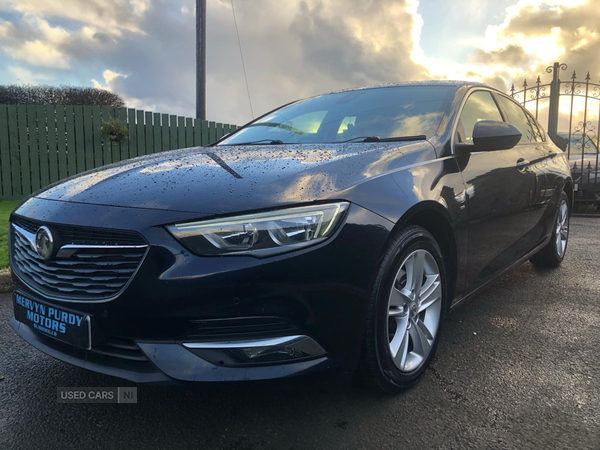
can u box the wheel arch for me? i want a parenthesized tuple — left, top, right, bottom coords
(563, 179, 573, 213)
(391, 201, 458, 311)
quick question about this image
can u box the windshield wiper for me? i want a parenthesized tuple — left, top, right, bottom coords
(339, 135, 427, 143)
(225, 139, 284, 146)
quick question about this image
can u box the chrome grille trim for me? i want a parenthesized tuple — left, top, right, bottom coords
(12, 223, 36, 252)
(57, 244, 148, 258)
(10, 221, 149, 302)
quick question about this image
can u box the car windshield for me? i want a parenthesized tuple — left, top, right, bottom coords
(218, 86, 456, 146)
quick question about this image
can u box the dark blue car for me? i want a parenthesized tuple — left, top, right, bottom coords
(9, 81, 572, 392)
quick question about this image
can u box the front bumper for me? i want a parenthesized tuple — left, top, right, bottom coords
(9, 198, 394, 383)
(9, 317, 333, 383)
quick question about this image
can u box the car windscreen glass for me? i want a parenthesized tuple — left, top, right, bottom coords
(218, 86, 456, 146)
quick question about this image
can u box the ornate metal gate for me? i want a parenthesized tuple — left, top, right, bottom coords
(510, 62, 600, 215)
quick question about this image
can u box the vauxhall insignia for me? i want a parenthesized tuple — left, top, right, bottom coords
(7, 82, 574, 395)
(35, 226, 54, 260)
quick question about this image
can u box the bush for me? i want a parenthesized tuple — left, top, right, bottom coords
(101, 117, 129, 143)
(0, 84, 125, 106)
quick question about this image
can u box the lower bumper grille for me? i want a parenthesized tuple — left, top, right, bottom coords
(187, 317, 301, 341)
(10, 216, 148, 301)
(90, 337, 148, 362)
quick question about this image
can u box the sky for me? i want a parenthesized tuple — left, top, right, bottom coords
(0, 0, 597, 128)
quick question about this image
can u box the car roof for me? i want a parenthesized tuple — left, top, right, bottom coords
(298, 80, 499, 104)
(324, 80, 494, 95)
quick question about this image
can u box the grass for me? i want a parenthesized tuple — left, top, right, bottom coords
(0, 201, 19, 270)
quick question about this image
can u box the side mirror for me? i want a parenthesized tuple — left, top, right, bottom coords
(472, 120, 521, 151)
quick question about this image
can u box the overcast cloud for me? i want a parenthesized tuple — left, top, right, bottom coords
(0, 0, 597, 126)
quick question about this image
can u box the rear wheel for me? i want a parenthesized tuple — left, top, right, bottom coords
(530, 191, 570, 268)
(360, 225, 448, 393)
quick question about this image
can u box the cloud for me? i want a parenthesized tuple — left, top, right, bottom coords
(290, 0, 430, 86)
(464, 0, 600, 88)
(92, 69, 127, 90)
(456, 0, 599, 133)
(0, 0, 150, 34)
(17, 40, 70, 68)
(470, 44, 529, 66)
(0, 0, 432, 124)
(0, 15, 73, 68)
(8, 65, 54, 83)
(0, 0, 596, 131)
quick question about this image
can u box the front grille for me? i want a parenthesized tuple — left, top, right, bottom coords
(12, 217, 146, 246)
(10, 216, 148, 301)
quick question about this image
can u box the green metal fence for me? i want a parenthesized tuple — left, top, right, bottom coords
(0, 104, 238, 200)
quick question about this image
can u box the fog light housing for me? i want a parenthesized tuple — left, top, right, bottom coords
(183, 335, 326, 366)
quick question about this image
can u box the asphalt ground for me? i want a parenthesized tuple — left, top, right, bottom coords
(1, 217, 599, 450)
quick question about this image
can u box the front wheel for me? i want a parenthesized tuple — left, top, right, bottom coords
(530, 191, 570, 268)
(360, 225, 448, 393)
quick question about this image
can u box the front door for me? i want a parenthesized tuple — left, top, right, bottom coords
(455, 90, 535, 291)
(495, 94, 552, 247)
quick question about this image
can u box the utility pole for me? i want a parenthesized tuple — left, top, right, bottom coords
(196, 0, 206, 120)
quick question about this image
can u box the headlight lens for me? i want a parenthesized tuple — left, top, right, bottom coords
(167, 202, 349, 256)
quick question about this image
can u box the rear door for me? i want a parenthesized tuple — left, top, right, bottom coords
(455, 90, 535, 291)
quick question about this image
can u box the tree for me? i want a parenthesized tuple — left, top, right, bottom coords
(0, 84, 125, 106)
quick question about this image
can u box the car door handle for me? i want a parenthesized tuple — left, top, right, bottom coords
(516, 158, 530, 168)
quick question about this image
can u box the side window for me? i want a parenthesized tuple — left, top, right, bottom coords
(336, 116, 357, 140)
(524, 111, 543, 142)
(496, 95, 537, 143)
(456, 91, 503, 144)
(533, 116, 546, 142)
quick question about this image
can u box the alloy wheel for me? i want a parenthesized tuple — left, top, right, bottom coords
(555, 200, 569, 257)
(386, 249, 442, 373)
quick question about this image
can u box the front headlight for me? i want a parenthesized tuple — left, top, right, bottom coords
(167, 202, 349, 256)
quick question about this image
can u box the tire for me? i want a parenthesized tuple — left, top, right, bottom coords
(530, 191, 570, 268)
(360, 225, 448, 393)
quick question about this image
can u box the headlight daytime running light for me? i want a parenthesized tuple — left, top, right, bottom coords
(167, 202, 349, 256)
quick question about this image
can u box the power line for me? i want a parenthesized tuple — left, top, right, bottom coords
(230, 0, 254, 119)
